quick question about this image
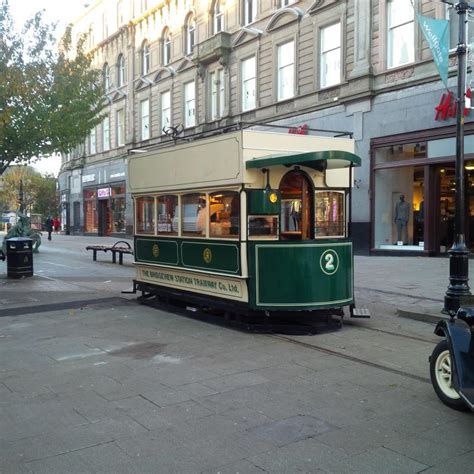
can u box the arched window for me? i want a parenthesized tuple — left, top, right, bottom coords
(117, 54, 125, 87)
(162, 28, 171, 65)
(213, 1, 224, 34)
(185, 14, 195, 55)
(141, 40, 150, 75)
(103, 63, 110, 91)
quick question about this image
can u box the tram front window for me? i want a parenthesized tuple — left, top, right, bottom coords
(182, 193, 206, 236)
(280, 171, 312, 240)
(209, 191, 240, 238)
(315, 191, 345, 238)
(136, 196, 155, 234)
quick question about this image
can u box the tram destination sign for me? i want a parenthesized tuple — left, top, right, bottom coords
(137, 266, 248, 302)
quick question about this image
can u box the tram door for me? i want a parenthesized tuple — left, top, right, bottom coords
(279, 171, 313, 240)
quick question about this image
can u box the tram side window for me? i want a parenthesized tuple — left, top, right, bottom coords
(136, 196, 155, 234)
(248, 216, 279, 240)
(157, 195, 178, 235)
(209, 191, 240, 238)
(315, 191, 345, 238)
(182, 193, 206, 237)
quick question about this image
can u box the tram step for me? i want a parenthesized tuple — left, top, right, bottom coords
(351, 307, 371, 318)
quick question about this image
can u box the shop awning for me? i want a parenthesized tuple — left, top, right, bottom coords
(245, 150, 361, 171)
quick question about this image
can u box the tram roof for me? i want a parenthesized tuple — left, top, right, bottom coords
(245, 150, 361, 171)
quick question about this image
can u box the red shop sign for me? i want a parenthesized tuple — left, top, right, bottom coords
(435, 91, 470, 121)
(288, 124, 309, 135)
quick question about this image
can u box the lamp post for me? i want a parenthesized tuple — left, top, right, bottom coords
(444, 1, 473, 314)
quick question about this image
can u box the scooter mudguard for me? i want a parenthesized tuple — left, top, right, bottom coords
(435, 319, 474, 410)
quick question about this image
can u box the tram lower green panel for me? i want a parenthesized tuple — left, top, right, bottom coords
(135, 237, 240, 275)
(248, 241, 353, 310)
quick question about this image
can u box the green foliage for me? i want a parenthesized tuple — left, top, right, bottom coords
(0, 166, 58, 216)
(0, 0, 105, 176)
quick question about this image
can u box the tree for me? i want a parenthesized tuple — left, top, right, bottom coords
(0, 166, 58, 217)
(0, 0, 105, 176)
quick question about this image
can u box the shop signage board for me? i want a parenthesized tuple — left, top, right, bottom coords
(97, 187, 111, 199)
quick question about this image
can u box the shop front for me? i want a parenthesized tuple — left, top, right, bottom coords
(83, 182, 126, 236)
(371, 123, 474, 255)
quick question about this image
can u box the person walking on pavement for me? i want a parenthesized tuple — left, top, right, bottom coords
(53, 216, 60, 234)
(45, 216, 53, 241)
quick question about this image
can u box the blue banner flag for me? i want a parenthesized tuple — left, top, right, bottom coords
(417, 14, 449, 87)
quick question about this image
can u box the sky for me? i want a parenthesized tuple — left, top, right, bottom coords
(9, 0, 88, 176)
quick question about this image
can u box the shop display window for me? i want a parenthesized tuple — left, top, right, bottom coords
(83, 188, 97, 233)
(315, 191, 345, 238)
(209, 191, 240, 238)
(112, 183, 126, 233)
(136, 196, 155, 234)
(157, 195, 178, 235)
(248, 216, 279, 239)
(375, 142, 426, 165)
(181, 193, 206, 237)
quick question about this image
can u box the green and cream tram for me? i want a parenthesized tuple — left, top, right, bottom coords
(129, 127, 364, 320)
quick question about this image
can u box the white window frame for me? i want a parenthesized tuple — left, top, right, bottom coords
(103, 116, 110, 152)
(387, 0, 415, 69)
(116, 109, 125, 146)
(142, 42, 150, 75)
(161, 90, 171, 133)
(242, 56, 256, 111)
(280, 0, 295, 7)
(186, 15, 195, 55)
(117, 0, 124, 27)
(163, 30, 171, 65)
(244, 0, 256, 26)
(90, 127, 96, 155)
(320, 22, 341, 89)
(117, 54, 125, 87)
(214, 1, 224, 34)
(140, 99, 150, 140)
(184, 81, 196, 128)
(210, 69, 225, 120)
(103, 63, 110, 91)
(277, 40, 295, 101)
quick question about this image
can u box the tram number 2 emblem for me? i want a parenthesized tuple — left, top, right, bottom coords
(320, 249, 339, 275)
(203, 248, 213, 264)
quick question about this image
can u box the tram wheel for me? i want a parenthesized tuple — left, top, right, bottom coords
(429, 340, 469, 411)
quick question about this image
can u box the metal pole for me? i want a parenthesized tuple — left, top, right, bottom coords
(444, 1, 471, 315)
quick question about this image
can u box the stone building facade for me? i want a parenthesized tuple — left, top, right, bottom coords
(58, 0, 471, 255)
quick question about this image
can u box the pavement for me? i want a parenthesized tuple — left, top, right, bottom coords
(1, 235, 474, 473)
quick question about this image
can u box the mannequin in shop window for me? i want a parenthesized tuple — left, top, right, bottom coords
(290, 200, 301, 231)
(394, 194, 410, 244)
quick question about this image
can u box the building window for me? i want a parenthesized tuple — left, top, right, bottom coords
(387, 0, 414, 69)
(117, 0, 125, 27)
(136, 196, 155, 234)
(162, 28, 171, 65)
(277, 40, 295, 101)
(157, 195, 178, 234)
(141, 41, 150, 75)
(242, 56, 256, 111)
(102, 13, 109, 39)
(209, 191, 240, 238)
(243, 0, 256, 25)
(117, 54, 125, 87)
(161, 90, 171, 132)
(84, 188, 98, 233)
(141, 0, 148, 13)
(116, 109, 124, 146)
(182, 193, 206, 236)
(112, 183, 126, 233)
(140, 99, 150, 140)
(103, 63, 110, 91)
(320, 22, 341, 88)
(90, 127, 96, 155)
(185, 14, 196, 55)
(279, 0, 295, 6)
(213, 0, 224, 34)
(184, 81, 196, 128)
(88, 24, 94, 49)
(445, 4, 474, 49)
(103, 116, 110, 151)
(210, 69, 225, 120)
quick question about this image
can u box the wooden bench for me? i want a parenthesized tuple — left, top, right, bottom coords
(86, 240, 133, 265)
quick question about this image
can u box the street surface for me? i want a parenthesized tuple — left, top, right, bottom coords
(0, 235, 473, 473)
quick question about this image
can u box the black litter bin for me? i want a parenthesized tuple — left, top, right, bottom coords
(6, 237, 33, 278)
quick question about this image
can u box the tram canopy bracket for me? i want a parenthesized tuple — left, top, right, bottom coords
(246, 150, 362, 171)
